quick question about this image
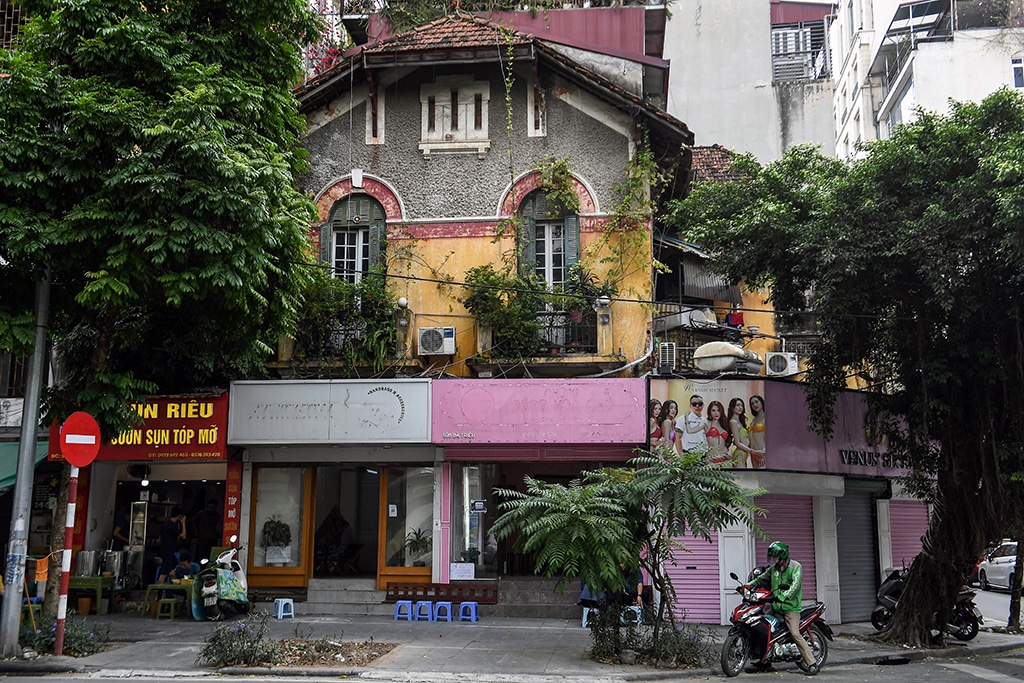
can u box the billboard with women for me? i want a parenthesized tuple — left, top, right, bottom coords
(649, 378, 765, 468)
(650, 378, 908, 476)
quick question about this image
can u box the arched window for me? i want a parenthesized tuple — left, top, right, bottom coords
(518, 190, 579, 287)
(320, 194, 386, 283)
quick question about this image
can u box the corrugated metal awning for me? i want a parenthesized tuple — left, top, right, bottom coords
(0, 441, 49, 493)
(654, 234, 743, 304)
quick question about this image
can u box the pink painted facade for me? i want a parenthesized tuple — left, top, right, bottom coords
(432, 378, 645, 445)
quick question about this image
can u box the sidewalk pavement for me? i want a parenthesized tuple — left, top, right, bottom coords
(2, 610, 1023, 680)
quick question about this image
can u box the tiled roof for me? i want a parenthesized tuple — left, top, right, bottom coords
(690, 145, 743, 183)
(364, 11, 533, 56)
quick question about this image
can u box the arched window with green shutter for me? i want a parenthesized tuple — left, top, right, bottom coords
(517, 191, 593, 353)
(320, 194, 386, 284)
(517, 190, 579, 288)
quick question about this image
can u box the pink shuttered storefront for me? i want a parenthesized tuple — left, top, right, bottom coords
(889, 499, 930, 568)
(667, 532, 720, 623)
(753, 495, 817, 599)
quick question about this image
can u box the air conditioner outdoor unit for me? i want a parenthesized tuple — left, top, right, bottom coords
(658, 341, 677, 370)
(418, 326, 456, 356)
(765, 352, 800, 377)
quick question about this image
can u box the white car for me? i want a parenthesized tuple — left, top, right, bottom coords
(978, 541, 1018, 591)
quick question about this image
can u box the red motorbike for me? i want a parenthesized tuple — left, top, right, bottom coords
(721, 571, 833, 677)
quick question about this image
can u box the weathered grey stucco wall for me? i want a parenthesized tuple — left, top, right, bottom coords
(302, 64, 630, 218)
(775, 79, 835, 158)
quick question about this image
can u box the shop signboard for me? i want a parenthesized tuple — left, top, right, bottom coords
(649, 378, 908, 477)
(432, 378, 645, 444)
(48, 393, 228, 462)
(227, 380, 432, 445)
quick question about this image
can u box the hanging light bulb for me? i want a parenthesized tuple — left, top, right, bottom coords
(141, 478, 149, 487)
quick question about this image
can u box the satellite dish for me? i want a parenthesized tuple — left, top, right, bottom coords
(688, 309, 709, 327)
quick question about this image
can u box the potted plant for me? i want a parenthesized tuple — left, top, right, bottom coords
(460, 546, 480, 563)
(404, 527, 432, 566)
(261, 516, 292, 564)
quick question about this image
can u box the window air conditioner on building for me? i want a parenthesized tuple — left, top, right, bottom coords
(658, 342, 677, 370)
(765, 352, 800, 377)
(418, 326, 456, 356)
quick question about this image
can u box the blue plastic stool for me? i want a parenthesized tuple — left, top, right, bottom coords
(458, 601, 479, 622)
(394, 600, 414, 621)
(273, 598, 295, 619)
(414, 600, 434, 621)
(434, 601, 453, 622)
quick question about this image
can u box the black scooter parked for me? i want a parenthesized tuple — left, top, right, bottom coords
(871, 566, 982, 640)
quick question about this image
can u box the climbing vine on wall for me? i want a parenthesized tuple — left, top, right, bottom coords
(583, 130, 666, 305)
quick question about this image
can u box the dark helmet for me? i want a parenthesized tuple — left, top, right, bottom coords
(768, 541, 789, 563)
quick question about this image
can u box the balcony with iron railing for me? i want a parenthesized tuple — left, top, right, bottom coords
(469, 303, 622, 378)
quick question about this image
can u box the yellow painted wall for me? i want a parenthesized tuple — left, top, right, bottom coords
(386, 221, 652, 378)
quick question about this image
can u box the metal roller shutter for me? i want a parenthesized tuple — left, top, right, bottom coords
(667, 532, 720, 623)
(889, 499, 929, 569)
(836, 492, 877, 622)
(754, 495, 816, 599)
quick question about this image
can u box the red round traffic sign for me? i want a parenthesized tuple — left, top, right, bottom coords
(60, 412, 101, 467)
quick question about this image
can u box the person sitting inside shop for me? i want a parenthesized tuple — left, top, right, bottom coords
(162, 551, 200, 583)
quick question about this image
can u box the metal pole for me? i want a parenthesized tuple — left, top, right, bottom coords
(53, 466, 78, 656)
(0, 267, 51, 656)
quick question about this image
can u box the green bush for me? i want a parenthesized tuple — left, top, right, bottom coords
(20, 615, 109, 656)
(195, 611, 282, 667)
(587, 606, 716, 668)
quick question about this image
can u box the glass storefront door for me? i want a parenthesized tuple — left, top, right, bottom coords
(377, 465, 434, 589)
(449, 463, 498, 579)
(248, 466, 312, 589)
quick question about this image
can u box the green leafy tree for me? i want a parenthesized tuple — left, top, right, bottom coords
(491, 447, 764, 652)
(0, 0, 322, 432)
(668, 88, 1024, 646)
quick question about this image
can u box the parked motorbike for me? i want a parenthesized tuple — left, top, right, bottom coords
(191, 535, 250, 621)
(721, 571, 833, 677)
(870, 567, 981, 640)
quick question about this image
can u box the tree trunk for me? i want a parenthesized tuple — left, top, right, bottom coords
(880, 426, 1003, 646)
(1009, 529, 1024, 632)
(43, 463, 70, 619)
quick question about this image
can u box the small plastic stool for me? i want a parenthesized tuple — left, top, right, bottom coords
(434, 601, 453, 622)
(156, 598, 177, 620)
(458, 601, 479, 622)
(394, 599, 414, 621)
(273, 598, 295, 619)
(620, 605, 641, 625)
(581, 607, 597, 628)
(414, 600, 434, 621)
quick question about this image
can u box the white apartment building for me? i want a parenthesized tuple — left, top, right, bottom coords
(664, 0, 837, 164)
(831, 0, 1024, 158)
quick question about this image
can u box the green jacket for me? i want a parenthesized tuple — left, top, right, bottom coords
(752, 559, 804, 613)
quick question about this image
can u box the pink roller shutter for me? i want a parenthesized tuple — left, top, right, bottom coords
(889, 499, 929, 568)
(753, 495, 816, 600)
(666, 532, 720, 623)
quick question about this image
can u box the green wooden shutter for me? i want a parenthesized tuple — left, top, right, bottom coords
(320, 222, 333, 266)
(520, 216, 537, 276)
(564, 214, 580, 267)
(368, 221, 384, 267)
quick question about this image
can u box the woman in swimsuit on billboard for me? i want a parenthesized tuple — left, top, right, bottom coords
(749, 394, 766, 468)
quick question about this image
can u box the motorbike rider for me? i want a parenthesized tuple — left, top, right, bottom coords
(748, 541, 819, 676)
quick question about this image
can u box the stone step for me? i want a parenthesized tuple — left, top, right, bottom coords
(278, 576, 582, 620)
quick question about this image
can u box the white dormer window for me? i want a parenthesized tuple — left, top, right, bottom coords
(419, 77, 490, 158)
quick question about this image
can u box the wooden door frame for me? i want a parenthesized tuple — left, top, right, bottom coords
(376, 465, 432, 590)
(246, 466, 314, 589)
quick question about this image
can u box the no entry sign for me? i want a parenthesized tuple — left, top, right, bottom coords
(59, 412, 101, 467)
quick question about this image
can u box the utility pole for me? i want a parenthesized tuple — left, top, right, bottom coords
(0, 267, 50, 656)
